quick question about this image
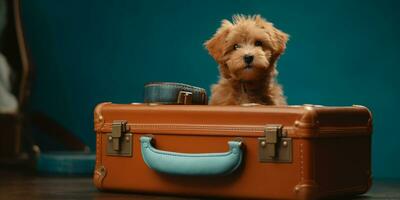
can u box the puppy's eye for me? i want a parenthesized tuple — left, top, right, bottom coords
(233, 44, 240, 50)
(255, 40, 263, 46)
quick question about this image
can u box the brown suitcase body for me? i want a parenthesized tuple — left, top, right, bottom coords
(93, 103, 372, 200)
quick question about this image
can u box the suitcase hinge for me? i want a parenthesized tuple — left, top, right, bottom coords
(106, 120, 132, 156)
(259, 124, 292, 163)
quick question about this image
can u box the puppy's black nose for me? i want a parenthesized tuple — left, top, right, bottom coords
(244, 54, 254, 64)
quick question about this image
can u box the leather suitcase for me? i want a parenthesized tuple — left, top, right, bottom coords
(93, 103, 372, 200)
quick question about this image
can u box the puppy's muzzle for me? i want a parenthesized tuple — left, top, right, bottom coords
(244, 54, 254, 64)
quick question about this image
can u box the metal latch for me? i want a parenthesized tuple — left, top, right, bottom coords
(258, 124, 292, 163)
(107, 120, 132, 156)
(177, 91, 193, 105)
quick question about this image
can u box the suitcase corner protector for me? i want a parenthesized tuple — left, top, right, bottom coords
(94, 102, 112, 132)
(93, 165, 107, 189)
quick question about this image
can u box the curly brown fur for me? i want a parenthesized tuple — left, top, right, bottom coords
(205, 15, 288, 105)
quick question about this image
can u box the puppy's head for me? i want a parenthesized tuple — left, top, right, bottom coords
(205, 15, 288, 81)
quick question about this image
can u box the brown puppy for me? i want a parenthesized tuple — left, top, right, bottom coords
(205, 15, 288, 105)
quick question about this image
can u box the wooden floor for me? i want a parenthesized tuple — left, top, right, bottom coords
(0, 169, 399, 200)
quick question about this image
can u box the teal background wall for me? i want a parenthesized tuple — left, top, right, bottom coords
(21, 0, 400, 178)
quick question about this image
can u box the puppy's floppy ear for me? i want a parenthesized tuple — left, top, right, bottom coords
(254, 15, 289, 59)
(204, 19, 233, 63)
(271, 27, 289, 57)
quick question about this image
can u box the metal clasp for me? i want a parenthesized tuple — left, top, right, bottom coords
(111, 120, 128, 151)
(259, 124, 292, 163)
(177, 91, 193, 105)
(107, 120, 132, 156)
(264, 125, 281, 158)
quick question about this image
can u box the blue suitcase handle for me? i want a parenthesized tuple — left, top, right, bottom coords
(140, 136, 243, 176)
